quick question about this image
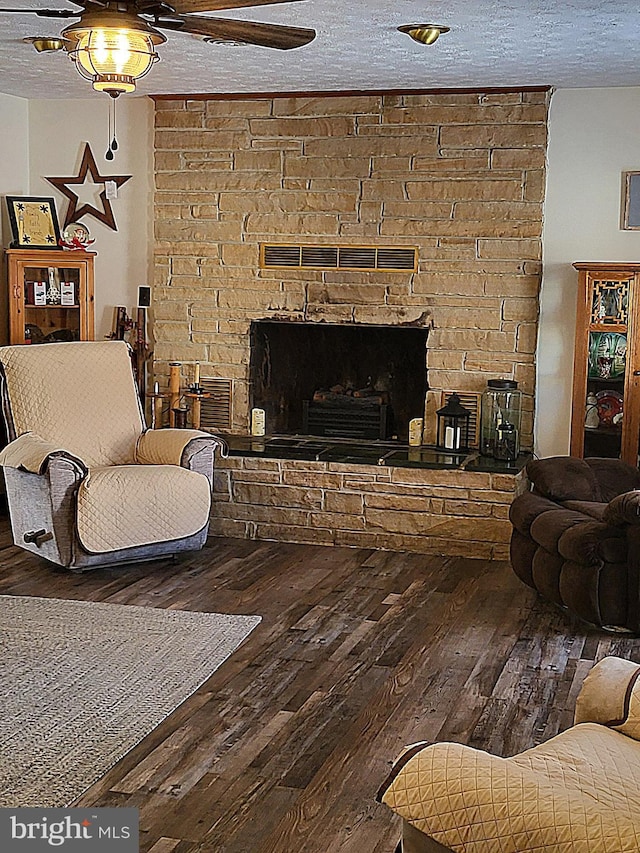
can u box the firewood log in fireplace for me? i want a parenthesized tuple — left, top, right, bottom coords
(313, 390, 386, 407)
(354, 382, 384, 399)
(313, 378, 388, 407)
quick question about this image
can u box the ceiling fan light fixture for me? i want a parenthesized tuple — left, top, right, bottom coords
(63, 10, 166, 97)
(398, 24, 450, 46)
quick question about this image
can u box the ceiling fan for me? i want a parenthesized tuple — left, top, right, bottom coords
(0, 0, 316, 96)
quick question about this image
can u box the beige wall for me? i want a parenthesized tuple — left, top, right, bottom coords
(539, 87, 640, 457)
(0, 93, 30, 340)
(27, 96, 153, 340)
(0, 94, 29, 190)
(0, 94, 29, 248)
(1, 95, 152, 342)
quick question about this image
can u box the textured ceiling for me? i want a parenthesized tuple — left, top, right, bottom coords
(1, 0, 640, 100)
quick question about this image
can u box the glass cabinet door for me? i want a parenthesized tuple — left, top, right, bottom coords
(582, 274, 630, 459)
(6, 249, 95, 346)
(21, 263, 84, 344)
(583, 329, 626, 457)
(572, 264, 640, 467)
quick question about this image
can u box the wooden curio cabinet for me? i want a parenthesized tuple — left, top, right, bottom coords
(571, 263, 640, 466)
(5, 248, 95, 345)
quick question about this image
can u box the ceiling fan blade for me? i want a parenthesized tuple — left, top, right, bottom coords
(172, 0, 305, 15)
(0, 7, 79, 16)
(159, 14, 315, 49)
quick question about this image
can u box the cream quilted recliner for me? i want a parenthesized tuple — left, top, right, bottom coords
(378, 656, 640, 853)
(0, 340, 225, 570)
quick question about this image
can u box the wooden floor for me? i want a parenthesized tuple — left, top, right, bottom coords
(2, 520, 640, 853)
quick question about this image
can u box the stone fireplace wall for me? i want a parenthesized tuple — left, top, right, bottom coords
(152, 89, 548, 447)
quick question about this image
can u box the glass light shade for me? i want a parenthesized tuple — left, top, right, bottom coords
(74, 28, 156, 93)
(64, 12, 165, 96)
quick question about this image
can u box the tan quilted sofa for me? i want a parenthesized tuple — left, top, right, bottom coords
(378, 656, 640, 852)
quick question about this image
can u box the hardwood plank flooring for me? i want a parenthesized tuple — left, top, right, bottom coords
(1, 520, 640, 852)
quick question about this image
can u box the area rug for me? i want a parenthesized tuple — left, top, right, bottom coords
(0, 594, 261, 808)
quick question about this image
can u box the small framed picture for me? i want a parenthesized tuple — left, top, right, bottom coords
(5, 196, 61, 248)
(622, 172, 640, 230)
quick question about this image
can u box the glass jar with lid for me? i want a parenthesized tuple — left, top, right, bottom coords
(480, 379, 522, 458)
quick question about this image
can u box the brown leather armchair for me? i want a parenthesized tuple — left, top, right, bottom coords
(509, 455, 640, 632)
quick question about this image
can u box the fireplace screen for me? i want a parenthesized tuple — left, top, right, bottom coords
(249, 320, 428, 442)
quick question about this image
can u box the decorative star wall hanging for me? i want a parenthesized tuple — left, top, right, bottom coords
(45, 143, 132, 232)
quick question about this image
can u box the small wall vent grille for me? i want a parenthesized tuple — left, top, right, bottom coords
(199, 378, 232, 431)
(261, 243, 417, 272)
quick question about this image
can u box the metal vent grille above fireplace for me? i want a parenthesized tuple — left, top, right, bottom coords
(260, 243, 417, 272)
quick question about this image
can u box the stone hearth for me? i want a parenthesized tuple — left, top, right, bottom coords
(211, 447, 526, 559)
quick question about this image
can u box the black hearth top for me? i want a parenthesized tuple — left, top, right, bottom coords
(221, 434, 530, 475)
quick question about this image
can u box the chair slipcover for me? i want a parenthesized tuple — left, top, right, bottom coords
(0, 340, 224, 570)
(378, 657, 640, 853)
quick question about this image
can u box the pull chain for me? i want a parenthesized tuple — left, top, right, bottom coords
(111, 98, 118, 153)
(106, 98, 114, 160)
(105, 98, 119, 161)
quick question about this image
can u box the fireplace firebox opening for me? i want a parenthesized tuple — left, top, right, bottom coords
(249, 320, 429, 442)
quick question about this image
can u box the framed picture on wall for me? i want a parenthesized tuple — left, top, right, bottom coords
(5, 196, 61, 248)
(622, 172, 640, 230)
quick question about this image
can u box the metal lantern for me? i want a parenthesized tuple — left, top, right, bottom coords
(436, 392, 471, 451)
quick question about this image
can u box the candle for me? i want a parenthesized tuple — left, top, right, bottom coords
(445, 426, 455, 449)
(444, 425, 461, 450)
(409, 418, 423, 446)
(154, 381, 159, 395)
(194, 362, 200, 385)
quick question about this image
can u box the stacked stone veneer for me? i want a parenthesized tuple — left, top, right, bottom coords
(212, 458, 527, 559)
(152, 89, 547, 556)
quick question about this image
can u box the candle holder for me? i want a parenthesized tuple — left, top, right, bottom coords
(169, 362, 181, 428)
(185, 362, 210, 429)
(184, 389, 210, 430)
(172, 406, 189, 429)
(149, 362, 211, 429)
(147, 384, 166, 429)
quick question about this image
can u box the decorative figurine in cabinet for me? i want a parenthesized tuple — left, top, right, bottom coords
(5, 248, 95, 345)
(571, 263, 640, 466)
